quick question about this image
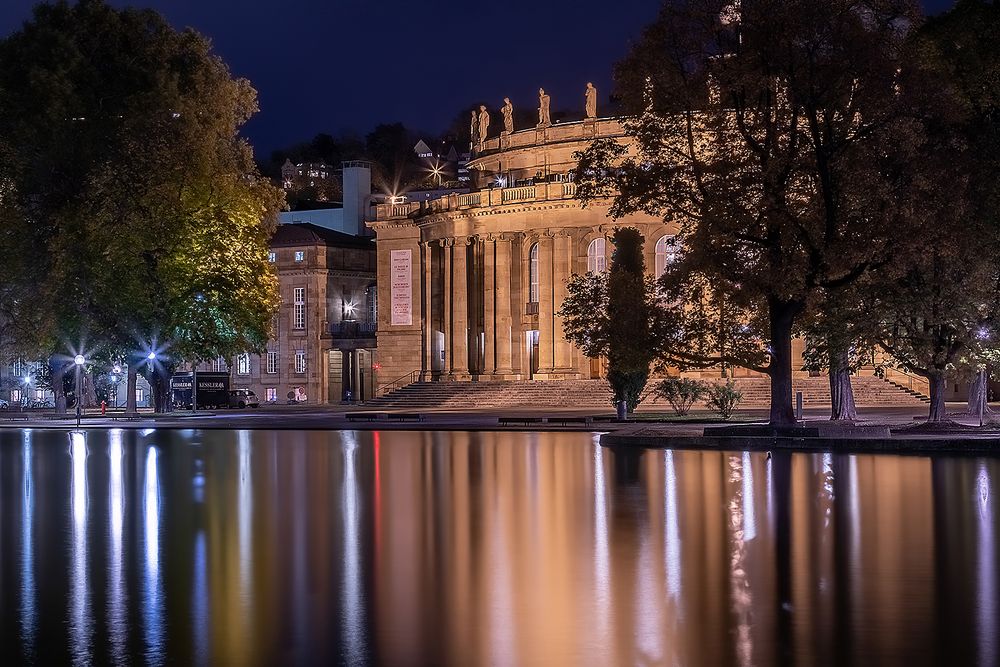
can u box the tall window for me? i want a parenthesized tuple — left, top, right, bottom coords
(294, 250, 305, 262)
(587, 238, 607, 273)
(10, 389, 20, 403)
(528, 243, 539, 303)
(294, 350, 306, 374)
(266, 351, 278, 374)
(366, 285, 377, 323)
(655, 235, 678, 278)
(293, 287, 306, 330)
(211, 356, 227, 372)
(268, 251, 276, 263)
(237, 353, 251, 375)
(265, 387, 277, 402)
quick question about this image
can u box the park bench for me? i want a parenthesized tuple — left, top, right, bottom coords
(546, 416, 594, 426)
(498, 416, 545, 426)
(388, 413, 424, 422)
(346, 412, 387, 422)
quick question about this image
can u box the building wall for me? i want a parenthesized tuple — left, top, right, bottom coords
(229, 238, 376, 404)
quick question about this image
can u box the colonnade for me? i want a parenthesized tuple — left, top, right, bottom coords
(419, 232, 580, 381)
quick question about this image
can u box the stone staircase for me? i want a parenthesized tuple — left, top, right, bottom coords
(364, 376, 929, 410)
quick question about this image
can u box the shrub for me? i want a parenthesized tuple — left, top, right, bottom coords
(654, 378, 706, 416)
(706, 380, 743, 420)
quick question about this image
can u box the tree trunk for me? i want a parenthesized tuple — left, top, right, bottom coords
(966, 369, 993, 418)
(768, 298, 799, 425)
(53, 362, 67, 414)
(828, 348, 858, 421)
(927, 374, 948, 422)
(150, 368, 169, 413)
(126, 365, 138, 414)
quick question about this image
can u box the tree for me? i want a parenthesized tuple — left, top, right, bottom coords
(0, 0, 282, 413)
(576, 0, 944, 424)
(558, 228, 661, 412)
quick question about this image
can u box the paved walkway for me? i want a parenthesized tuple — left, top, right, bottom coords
(0, 402, 983, 433)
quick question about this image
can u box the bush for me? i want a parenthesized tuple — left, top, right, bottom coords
(654, 378, 706, 416)
(607, 367, 649, 414)
(706, 380, 743, 420)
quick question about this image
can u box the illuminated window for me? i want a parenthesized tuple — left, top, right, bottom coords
(294, 350, 306, 374)
(10, 389, 20, 403)
(266, 351, 278, 374)
(266, 388, 277, 402)
(268, 251, 276, 263)
(587, 238, 607, 273)
(528, 243, 539, 303)
(655, 235, 678, 278)
(34, 389, 44, 401)
(136, 389, 144, 403)
(294, 251, 304, 262)
(237, 353, 251, 375)
(211, 356, 227, 372)
(293, 287, 306, 330)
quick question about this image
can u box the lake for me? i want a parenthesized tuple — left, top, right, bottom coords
(0, 429, 996, 666)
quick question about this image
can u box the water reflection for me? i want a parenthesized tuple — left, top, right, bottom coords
(0, 429, 997, 666)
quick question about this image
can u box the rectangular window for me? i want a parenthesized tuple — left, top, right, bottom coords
(294, 350, 306, 374)
(265, 387, 277, 402)
(237, 353, 251, 375)
(136, 389, 144, 403)
(294, 250, 304, 262)
(293, 287, 306, 330)
(266, 351, 278, 374)
(211, 356, 227, 372)
(34, 389, 44, 401)
(10, 389, 20, 403)
(268, 251, 276, 263)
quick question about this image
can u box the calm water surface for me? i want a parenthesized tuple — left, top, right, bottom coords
(0, 429, 997, 666)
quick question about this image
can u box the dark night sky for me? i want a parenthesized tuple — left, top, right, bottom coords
(1, 0, 959, 157)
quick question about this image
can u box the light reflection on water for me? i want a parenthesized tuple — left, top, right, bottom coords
(0, 429, 998, 666)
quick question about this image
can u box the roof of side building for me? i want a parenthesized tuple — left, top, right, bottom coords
(270, 223, 374, 250)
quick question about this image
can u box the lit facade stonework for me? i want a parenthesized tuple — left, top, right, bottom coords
(370, 118, 686, 385)
(229, 223, 377, 403)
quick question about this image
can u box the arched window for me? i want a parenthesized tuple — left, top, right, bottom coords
(655, 235, 678, 278)
(528, 243, 539, 303)
(587, 238, 607, 273)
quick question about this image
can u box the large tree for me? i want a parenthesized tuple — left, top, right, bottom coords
(0, 0, 282, 413)
(558, 228, 662, 413)
(577, 0, 945, 424)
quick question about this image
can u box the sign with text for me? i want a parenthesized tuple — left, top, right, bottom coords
(390, 249, 412, 326)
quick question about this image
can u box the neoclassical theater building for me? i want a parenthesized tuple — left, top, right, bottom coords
(369, 100, 683, 386)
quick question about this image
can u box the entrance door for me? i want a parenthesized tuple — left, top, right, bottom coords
(526, 330, 540, 379)
(590, 357, 604, 379)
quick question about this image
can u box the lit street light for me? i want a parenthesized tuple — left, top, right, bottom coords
(74, 354, 85, 427)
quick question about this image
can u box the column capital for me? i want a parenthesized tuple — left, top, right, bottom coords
(439, 237, 455, 248)
(498, 232, 523, 243)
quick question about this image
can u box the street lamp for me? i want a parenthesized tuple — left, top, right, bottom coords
(22, 375, 31, 407)
(74, 354, 85, 428)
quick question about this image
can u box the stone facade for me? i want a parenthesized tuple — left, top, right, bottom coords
(227, 223, 377, 404)
(369, 118, 689, 386)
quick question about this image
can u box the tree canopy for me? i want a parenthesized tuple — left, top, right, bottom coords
(0, 0, 283, 411)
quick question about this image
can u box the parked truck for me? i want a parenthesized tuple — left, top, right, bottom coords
(170, 372, 230, 410)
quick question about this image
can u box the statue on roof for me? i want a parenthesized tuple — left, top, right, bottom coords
(538, 88, 551, 127)
(501, 97, 514, 134)
(585, 82, 597, 119)
(478, 105, 490, 144)
(470, 109, 478, 148)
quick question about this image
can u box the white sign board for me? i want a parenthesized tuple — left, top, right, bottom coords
(390, 249, 412, 326)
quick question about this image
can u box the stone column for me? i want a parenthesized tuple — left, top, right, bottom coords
(421, 241, 435, 380)
(536, 233, 556, 376)
(494, 234, 514, 377)
(482, 235, 497, 376)
(553, 232, 577, 375)
(441, 239, 452, 376)
(450, 237, 471, 379)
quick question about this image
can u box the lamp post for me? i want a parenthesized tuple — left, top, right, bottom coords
(146, 351, 156, 411)
(22, 375, 31, 407)
(74, 354, 85, 428)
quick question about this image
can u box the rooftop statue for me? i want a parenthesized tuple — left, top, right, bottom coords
(478, 105, 490, 143)
(502, 97, 514, 134)
(585, 82, 597, 119)
(538, 88, 551, 127)
(470, 109, 478, 147)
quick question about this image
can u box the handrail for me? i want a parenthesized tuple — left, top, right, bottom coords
(375, 370, 421, 397)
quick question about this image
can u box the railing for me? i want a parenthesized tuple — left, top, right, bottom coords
(562, 182, 577, 197)
(457, 192, 481, 207)
(330, 320, 377, 338)
(501, 186, 536, 204)
(388, 204, 410, 218)
(375, 370, 421, 397)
